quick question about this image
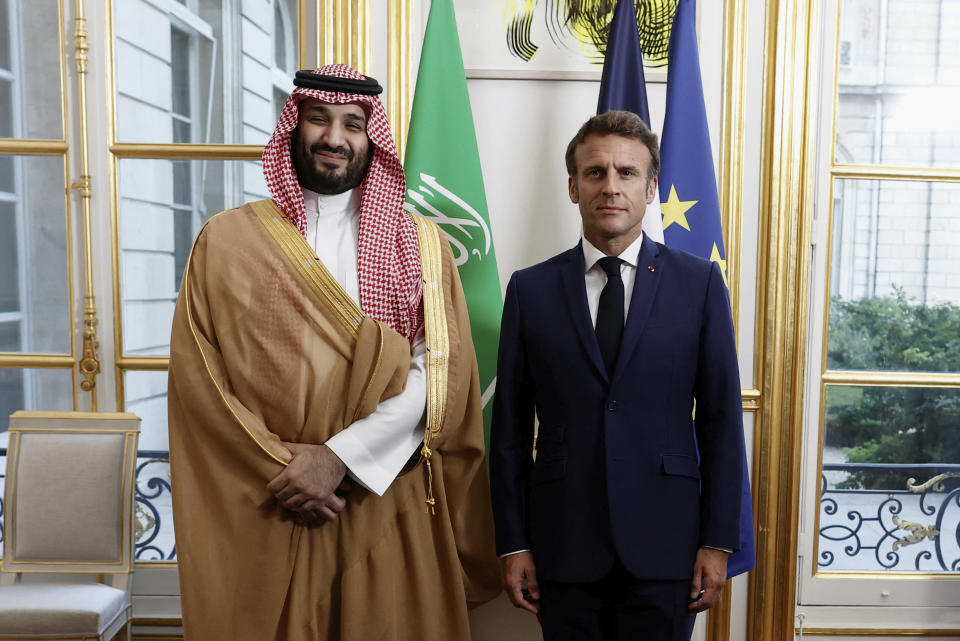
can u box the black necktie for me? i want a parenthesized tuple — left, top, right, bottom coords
(595, 256, 624, 376)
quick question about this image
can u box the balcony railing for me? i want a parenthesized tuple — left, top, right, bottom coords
(820, 462, 960, 572)
(133, 450, 175, 561)
(1, 451, 957, 572)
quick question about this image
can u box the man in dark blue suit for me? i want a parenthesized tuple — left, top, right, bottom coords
(490, 111, 744, 640)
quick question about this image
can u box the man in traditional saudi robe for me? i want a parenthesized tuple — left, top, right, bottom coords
(168, 63, 501, 641)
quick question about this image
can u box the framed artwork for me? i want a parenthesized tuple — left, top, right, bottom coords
(453, 0, 677, 80)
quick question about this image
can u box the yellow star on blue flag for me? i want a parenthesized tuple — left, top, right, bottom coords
(661, 184, 697, 231)
(710, 242, 729, 287)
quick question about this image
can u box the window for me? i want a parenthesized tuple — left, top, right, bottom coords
(798, 0, 960, 614)
(271, 0, 296, 125)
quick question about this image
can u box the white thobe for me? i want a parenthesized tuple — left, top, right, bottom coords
(301, 187, 426, 496)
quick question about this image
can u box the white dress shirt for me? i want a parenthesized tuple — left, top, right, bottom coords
(301, 187, 427, 496)
(582, 233, 644, 325)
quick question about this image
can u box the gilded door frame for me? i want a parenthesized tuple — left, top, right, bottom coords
(749, 0, 820, 638)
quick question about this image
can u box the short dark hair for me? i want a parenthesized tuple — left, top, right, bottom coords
(564, 110, 660, 181)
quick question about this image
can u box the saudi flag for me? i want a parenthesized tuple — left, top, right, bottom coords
(404, 0, 502, 443)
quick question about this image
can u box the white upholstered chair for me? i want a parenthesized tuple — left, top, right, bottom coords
(0, 411, 140, 641)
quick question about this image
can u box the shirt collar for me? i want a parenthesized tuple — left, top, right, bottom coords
(301, 186, 361, 217)
(582, 232, 644, 273)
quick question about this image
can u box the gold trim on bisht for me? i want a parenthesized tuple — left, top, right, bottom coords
(411, 214, 450, 515)
(249, 199, 364, 337)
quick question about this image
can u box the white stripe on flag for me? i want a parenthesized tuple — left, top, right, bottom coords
(642, 186, 664, 243)
(481, 378, 497, 409)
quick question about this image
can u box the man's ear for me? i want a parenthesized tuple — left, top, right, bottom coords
(568, 176, 579, 204)
(646, 176, 658, 204)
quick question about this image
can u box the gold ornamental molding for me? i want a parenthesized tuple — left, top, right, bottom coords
(317, 0, 371, 73)
(749, 0, 820, 639)
(116, 357, 169, 371)
(742, 388, 761, 412)
(0, 354, 76, 368)
(0, 140, 69, 154)
(709, 2, 751, 639)
(388, 0, 412, 158)
(70, 0, 100, 409)
(718, 0, 748, 349)
(109, 143, 264, 160)
(907, 472, 960, 494)
(707, 588, 733, 641)
(831, 164, 960, 183)
(822, 370, 960, 388)
(890, 515, 939, 551)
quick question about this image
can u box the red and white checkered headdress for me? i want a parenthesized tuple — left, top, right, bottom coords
(262, 64, 422, 341)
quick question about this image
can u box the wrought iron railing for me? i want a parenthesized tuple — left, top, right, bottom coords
(820, 462, 960, 572)
(0, 448, 176, 561)
(2, 449, 957, 572)
(133, 450, 175, 561)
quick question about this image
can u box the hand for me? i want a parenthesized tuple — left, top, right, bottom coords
(267, 443, 348, 524)
(688, 547, 728, 613)
(500, 551, 540, 615)
(295, 478, 357, 525)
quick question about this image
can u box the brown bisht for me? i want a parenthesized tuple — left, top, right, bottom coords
(168, 200, 500, 641)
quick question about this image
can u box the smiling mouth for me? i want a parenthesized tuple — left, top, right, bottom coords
(316, 151, 347, 163)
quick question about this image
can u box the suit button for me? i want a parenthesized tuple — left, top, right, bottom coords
(607, 401, 618, 412)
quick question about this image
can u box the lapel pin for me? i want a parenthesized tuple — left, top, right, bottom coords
(647, 265, 656, 272)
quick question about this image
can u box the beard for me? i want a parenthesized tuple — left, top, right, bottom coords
(291, 129, 373, 195)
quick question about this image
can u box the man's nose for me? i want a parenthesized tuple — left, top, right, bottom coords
(601, 173, 620, 195)
(321, 122, 348, 148)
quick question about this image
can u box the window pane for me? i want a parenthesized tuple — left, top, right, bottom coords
(0, 0, 10, 71)
(0, 155, 70, 353)
(819, 385, 960, 573)
(0, 200, 18, 313)
(273, 87, 286, 126)
(836, 0, 960, 167)
(117, 158, 266, 356)
(0, 80, 11, 139)
(114, 0, 299, 145)
(274, 3, 286, 72)
(0, 0, 63, 140)
(0, 154, 13, 192)
(170, 28, 191, 119)
(0, 367, 73, 437)
(0, 322, 19, 352)
(828, 179, 960, 373)
(124, 370, 175, 561)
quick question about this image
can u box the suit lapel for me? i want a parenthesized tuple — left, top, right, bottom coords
(613, 239, 662, 382)
(561, 243, 608, 382)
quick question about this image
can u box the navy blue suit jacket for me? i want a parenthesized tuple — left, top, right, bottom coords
(490, 239, 744, 583)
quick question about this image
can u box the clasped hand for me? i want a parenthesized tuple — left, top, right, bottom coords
(266, 442, 353, 525)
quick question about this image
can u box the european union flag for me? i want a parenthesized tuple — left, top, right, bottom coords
(660, 0, 756, 579)
(597, 0, 662, 243)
